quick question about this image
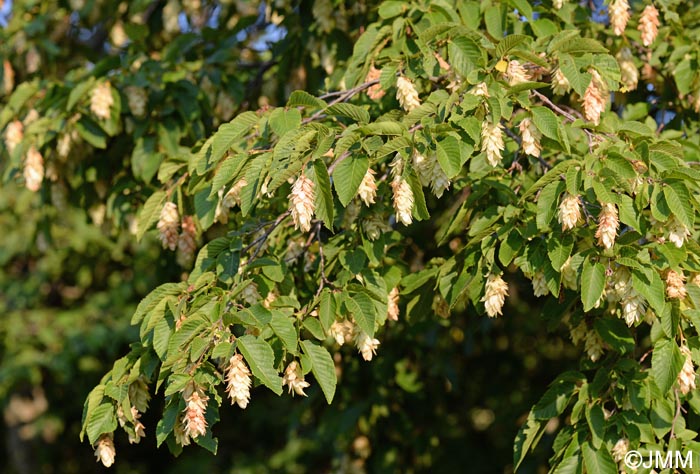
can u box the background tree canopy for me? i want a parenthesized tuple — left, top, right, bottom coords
(2, 0, 700, 473)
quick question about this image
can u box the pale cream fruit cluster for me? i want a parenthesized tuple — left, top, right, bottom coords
(354, 329, 380, 361)
(387, 287, 400, 321)
(3, 59, 14, 95)
(90, 81, 114, 120)
(531, 272, 549, 297)
(125, 86, 147, 117)
(396, 76, 421, 112)
(558, 193, 581, 231)
(363, 214, 392, 241)
(482, 273, 508, 317)
(241, 282, 261, 306)
(609, 0, 631, 35)
(595, 203, 619, 249)
(94, 433, 116, 467)
(582, 69, 608, 125)
(481, 121, 504, 167)
(4, 119, 23, 154)
(329, 319, 355, 345)
(157, 202, 180, 250)
(560, 257, 578, 290)
(584, 330, 605, 362)
(283, 361, 310, 396)
(413, 152, 450, 198)
(609, 267, 645, 327)
(391, 177, 414, 226)
(225, 354, 252, 409)
(617, 48, 638, 92)
(505, 60, 530, 86)
(638, 5, 660, 46)
(612, 438, 630, 463)
(24, 146, 44, 192)
(518, 118, 542, 157)
(289, 174, 316, 232)
(551, 68, 571, 95)
(666, 216, 690, 248)
(678, 345, 697, 395)
(357, 169, 377, 206)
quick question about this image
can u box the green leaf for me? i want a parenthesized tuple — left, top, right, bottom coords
(75, 117, 107, 148)
(631, 268, 665, 315)
(673, 58, 694, 96)
(436, 136, 462, 178)
(131, 282, 183, 325)
(332, 155, 369, 206)
(530, 106, 559, 140)
(67, 77, 95, 111)
(209, 153, 248, 197)
(495, 34, 530, 57)
(312, 159, 334, 230)
(190, 111, 258, 174)
(536, 180, 565, 231)
(448, 36, 485, 77)
(581, 442, 616, 474)
(520, 160, 580, 202)
(318, 289, 337, 332)
(586, 404, 606, 449)
(651, 338, 684, 394)
(594, 318, 634, 354)
(663, 181, 695, 229)
(136, 191, 167, 242)
(513, 412, 546, 471)
(581, 259, 605, 312)
(132, 137, 164, 183)
(269, 108, 302, 136)
(85, 403, 117, 445)
(345, 292, 376, 337)
(236, 335, 283, 395)
(558, 54, 587, 96)
(532, 379, 576, 419)
(269, 311, 298, 354)
(359, 121, 405, 136)
(300, 341, 337, 404)
(547, 233, 573, 270)
(287, 90, 327, 109)
(326, 103, 370, 123)
(557, 38, 608, 54)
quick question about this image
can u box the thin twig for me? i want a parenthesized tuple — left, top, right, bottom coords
(242, 211, 290, 260)
(302, 79, 380, 125)
(531, 90, 596, 151)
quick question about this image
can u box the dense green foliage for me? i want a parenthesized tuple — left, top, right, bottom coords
(3, 0, 700, 473)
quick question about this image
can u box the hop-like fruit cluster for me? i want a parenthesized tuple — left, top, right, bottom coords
(391, 177, 414, 226)
(5, 119, 23, 154)
(531, 272, 549, 297)
(551, 68, 571, 95)
(157, 202, 180, 250)
(363, 214, 392, 241)
(678, 345, 697, 395)
(557, 193, 581, 231)
(396, 76, 421, 112)
(582, 69, 608, 125)
(182, 384, 208, 439)
(225, 354, 252, 409)
(481, 121, 504, 167)
(354, 329, 380, 361)
(584, 329, 605, 362)
(505, 60, 530, 86)
(365, 65, 385, 100)
(90, 81, 114, 120)
(329, 319, 355, 346)
(289, 174, 316, 232)
(638, 5, 660, 47)
(176, 215, 197, 267)
(125, 86, 147, 117)
(612, 438, 630, 463)
(94, 433, 116, 467)
(595, 203, 619, 249)
(666, 216, 690, 248)
(3, 59, 14, 95)
(519, 118, 542, 157)
(24, 146, 44, 192)
(666, 269, 687, 300)
(283, 361, 310, 396)
(617, 48, 638, 92)
(482, 273, 508, 317)
(357, 168, 377, 206)
(609, 0, 630, 35)
(387, 287, 400, 321)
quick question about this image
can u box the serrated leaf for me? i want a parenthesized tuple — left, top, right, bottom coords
(663, 181, 695, 229)
(131, 282, 183, 325)
(558, 53, 588, 96)
(495, 34, 530, 57)
(581, 259, 605, 312)
(300, 341, 337, 404)
(520, 160, 580, 202)
(236, 335, 283, 395)
(269, 311, 298, 354)
(547, 233, 573, 270)
(190, 111, 258, 174)
(209, 153, 248, 197)
(581, 442, 616, 474)
(536, 180, 565, 231)
(318, 289, 336, 332)
(85, 403, 117, 445)
(75, 116, 108, 148)
(333, 155, 368, 206)
(67, 77, 95, 111)
(312, 159, 334, 230)
(136, 190, 167, 242)
(651, 338, 684, 394)
(557, 38, 608, 54)
(326, 103, 370, 123)
(269, 108, 302, 137)
(531, 106, 559, 140)
(287, 90, 327, 109)
(513, 412, 546, 471)
(345, 292, 376, 337)
(436, 136, 462, 178)
(448, 36, 485, 77)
